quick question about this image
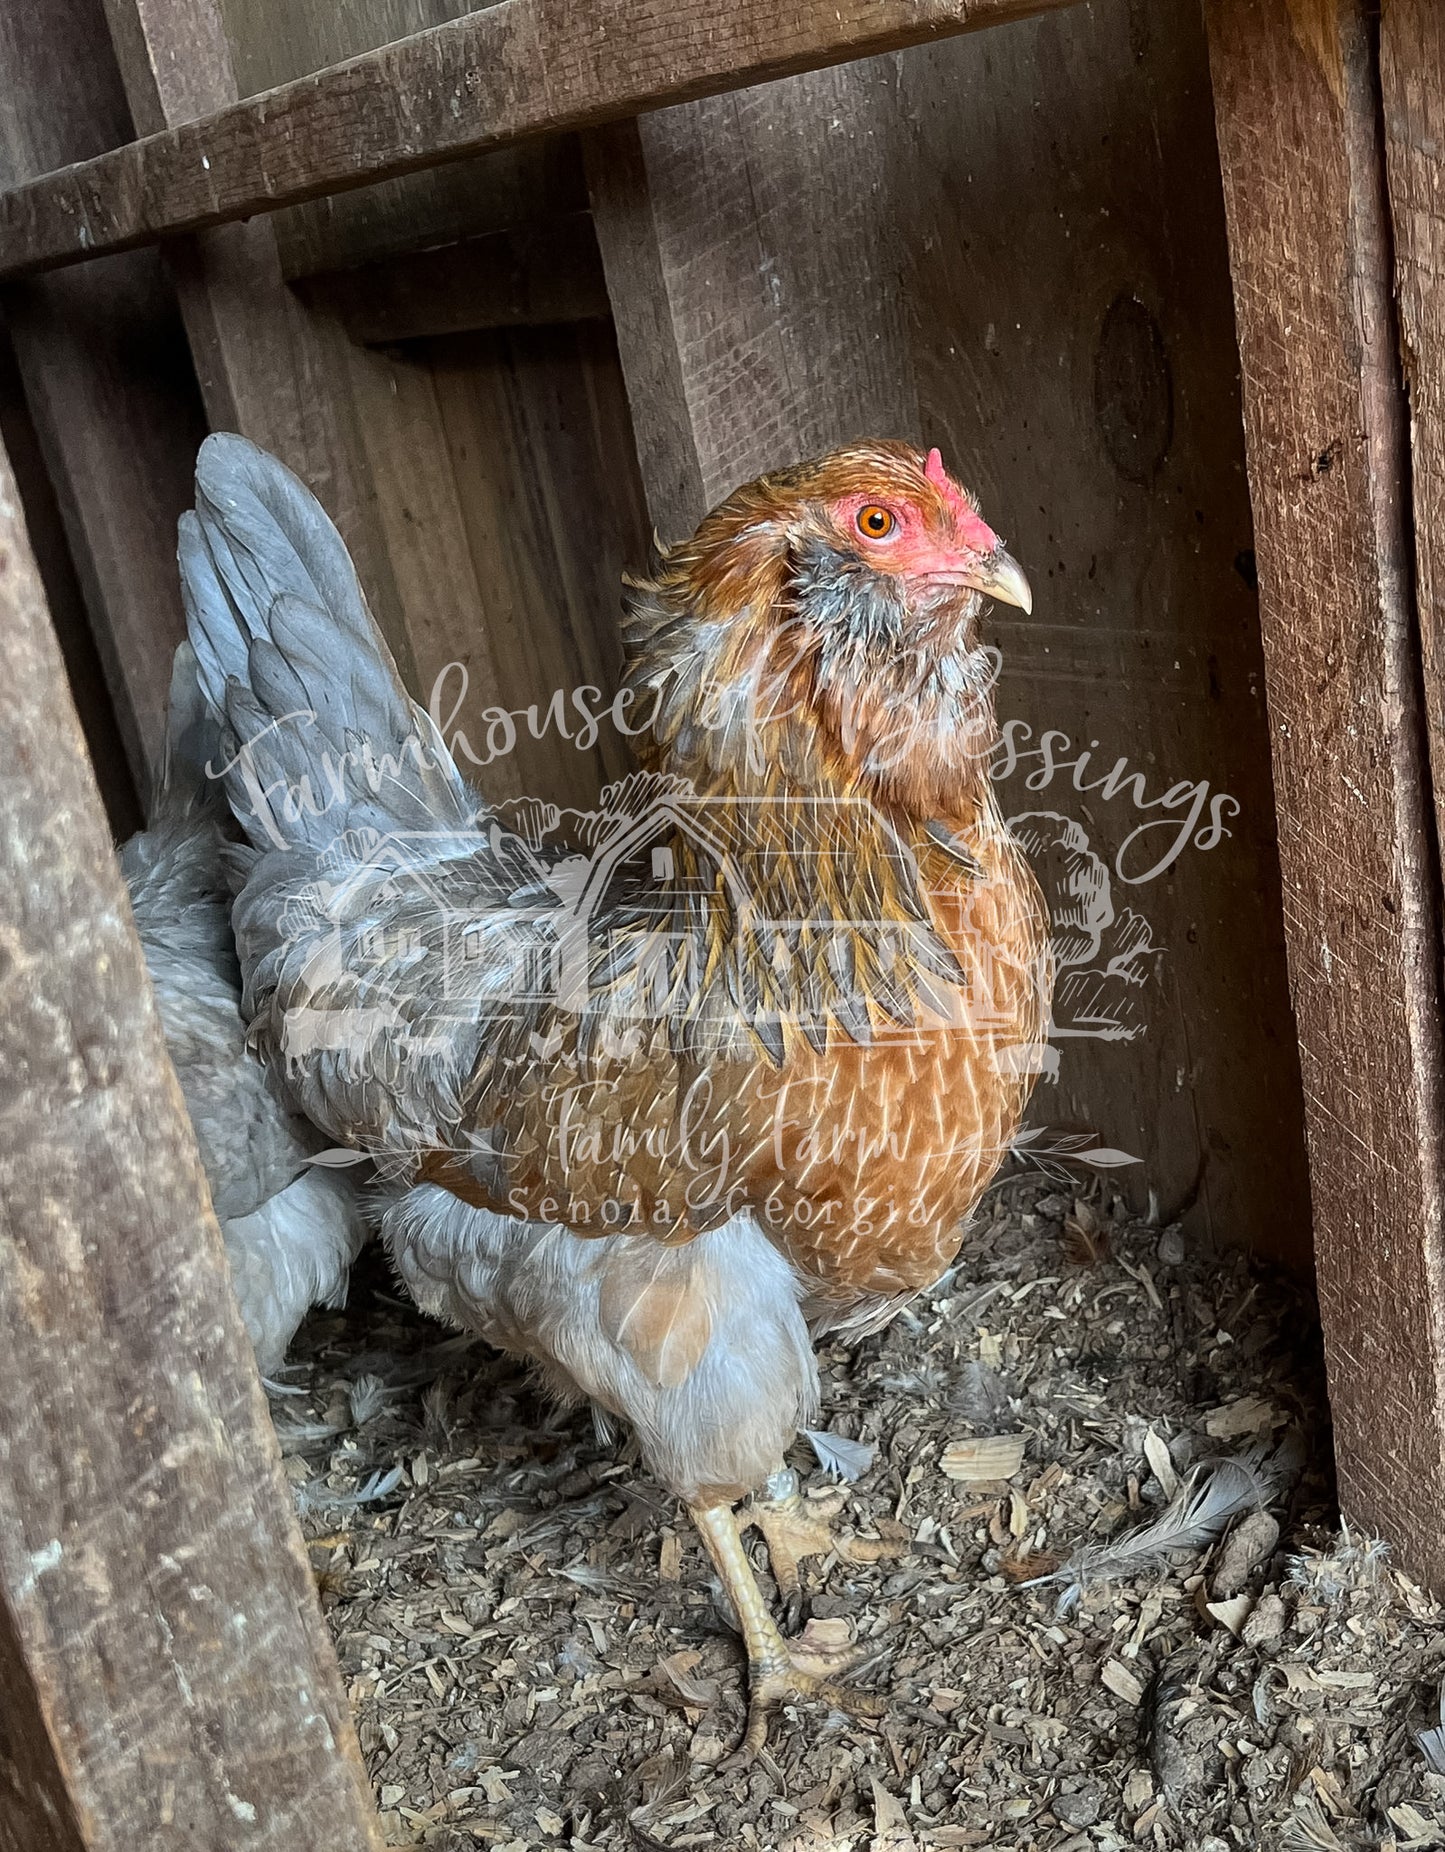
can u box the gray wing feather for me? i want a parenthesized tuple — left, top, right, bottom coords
(122, 640, 368, 1371)
(176, 434, 529, 1162)
(180, 433, 473, 846)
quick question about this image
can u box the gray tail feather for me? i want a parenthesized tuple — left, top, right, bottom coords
(179, 432, 473, 855)
(154, 640, 224, 818)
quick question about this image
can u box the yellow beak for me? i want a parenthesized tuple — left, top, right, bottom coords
(968, 547, 1033, 615)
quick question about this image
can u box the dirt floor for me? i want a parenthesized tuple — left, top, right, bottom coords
(275, 1176, 1445, 1851)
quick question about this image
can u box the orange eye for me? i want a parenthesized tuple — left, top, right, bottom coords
(856, 504, 896, 539)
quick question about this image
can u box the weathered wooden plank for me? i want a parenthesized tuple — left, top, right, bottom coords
(588, 71, 917, 539)
(299, 210, 610, 345)
(104, 0, 640, 813)
(0, 434, 383, 1849)
(0, 0, 1076, 279)
(589, 0, 1312, 1267)
(0, 0, 205, 789)
(1382, 2, 1445, 866)
(163, 0, 644, 822)
(0, 267, 204, 787)
(1205, 0, 1445, 1583)
(0, 328, 140, 839)
(386, 317, 647, 805)
(215, 0, 587, 280)
(583, 120, 707, 542)
(99, 0, 414, 692)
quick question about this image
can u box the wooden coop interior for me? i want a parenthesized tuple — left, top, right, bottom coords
(0, 0, 1442, 1843)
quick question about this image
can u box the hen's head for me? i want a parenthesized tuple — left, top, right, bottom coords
(626, 441, 1031, 815)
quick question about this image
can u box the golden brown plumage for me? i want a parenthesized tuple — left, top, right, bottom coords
(451, 443, 1048, 1294)
(183, 433, 1050, 1756)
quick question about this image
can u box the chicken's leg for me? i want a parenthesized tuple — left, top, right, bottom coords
(690, 1501, 883, 1759)
(743, 1468, 901, 1629)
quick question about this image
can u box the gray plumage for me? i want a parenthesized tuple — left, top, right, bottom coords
(1418, 1679, 1445, 1775)
(180, 435, 519, 1158)
(804, 1428, 876, 1482)
(120, 642, 366, 1376)
(1032, 1440, 1300, 1615)
(176, 433, 822, 1506)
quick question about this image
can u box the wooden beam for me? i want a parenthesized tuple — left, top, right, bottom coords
(582, 120, 709, 539)
(0, 0, 1076, 279)
(0, 328, 140, 839)
(99, 0, 419, 694)
(1205, 0, 1445, 1584)
(0, 433, 383, 1849)
(1381, 2, 1445, 862)
(586, 86, 920, 539)
(212, 0, 588, 284)
(107, 0, 642, 821)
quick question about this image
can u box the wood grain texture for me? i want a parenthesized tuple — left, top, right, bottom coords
(216, 0, 587, 279)
(348, 318, 649, 811)
(1382, 2, 1445, 867)
(583, 120, 708, 541)
(100, 0, 415, 691)
(587, 64, 917, 541)
(0, 436, 383, 1849)
(0, 330, 139, 839)
(299, 211, 610, 345)
(0, 0, 204, 789)
(590, 0, 1311, 1266)
(0, 0, 1076, 278)
(107, 0, 643, 808)
(1207, 0, 1445, 1582)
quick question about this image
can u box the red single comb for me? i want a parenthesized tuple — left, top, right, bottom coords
(925, 446, 998, 552)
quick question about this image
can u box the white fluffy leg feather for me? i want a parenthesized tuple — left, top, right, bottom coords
(222, 1167, 367, 1378)
(380, 1186, 819, 1503)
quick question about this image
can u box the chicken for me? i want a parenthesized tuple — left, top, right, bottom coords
(180, 433, 1050, 1750)
(120, 643, 366, 1376)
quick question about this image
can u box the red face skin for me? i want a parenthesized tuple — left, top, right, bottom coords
(828, 448, 1001, 587)
(652, 439, 1031, 626)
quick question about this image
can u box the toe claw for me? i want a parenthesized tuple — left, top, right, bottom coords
(746, 1484, 903, 1615)
(689, 1498, 891, 1765)
(731, 1652, 884, 1762)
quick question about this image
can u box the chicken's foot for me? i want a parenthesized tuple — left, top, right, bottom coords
(690, 1500, 884, 1761)
(743, 1467, 901, 1629)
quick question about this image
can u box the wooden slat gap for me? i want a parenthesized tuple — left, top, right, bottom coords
(296, 210, 611, 345)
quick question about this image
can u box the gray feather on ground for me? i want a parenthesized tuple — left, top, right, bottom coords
(1417, 1677, 1445, 1774)
(804, 1428, 876, 1482)
(1033, 1435, 1302, 1614)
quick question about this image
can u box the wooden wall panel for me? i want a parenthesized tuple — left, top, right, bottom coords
(591, 0, 1311, 1265)
(108, 0, 643, 817)
(1206, 0, 1445, 1583)
(296, 212, 610, 345)
(0, 428, 382, 1851)
(215, 0, 587, 277)
(0, 331, 140, 838)
(102, 0, 418, 692)
(0, 0, 205, 790)
(345, 320, 649, 811)
(1382, 2, 1445, 860)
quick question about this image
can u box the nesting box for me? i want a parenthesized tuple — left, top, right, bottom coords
(0, 0, 1441, 1841)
